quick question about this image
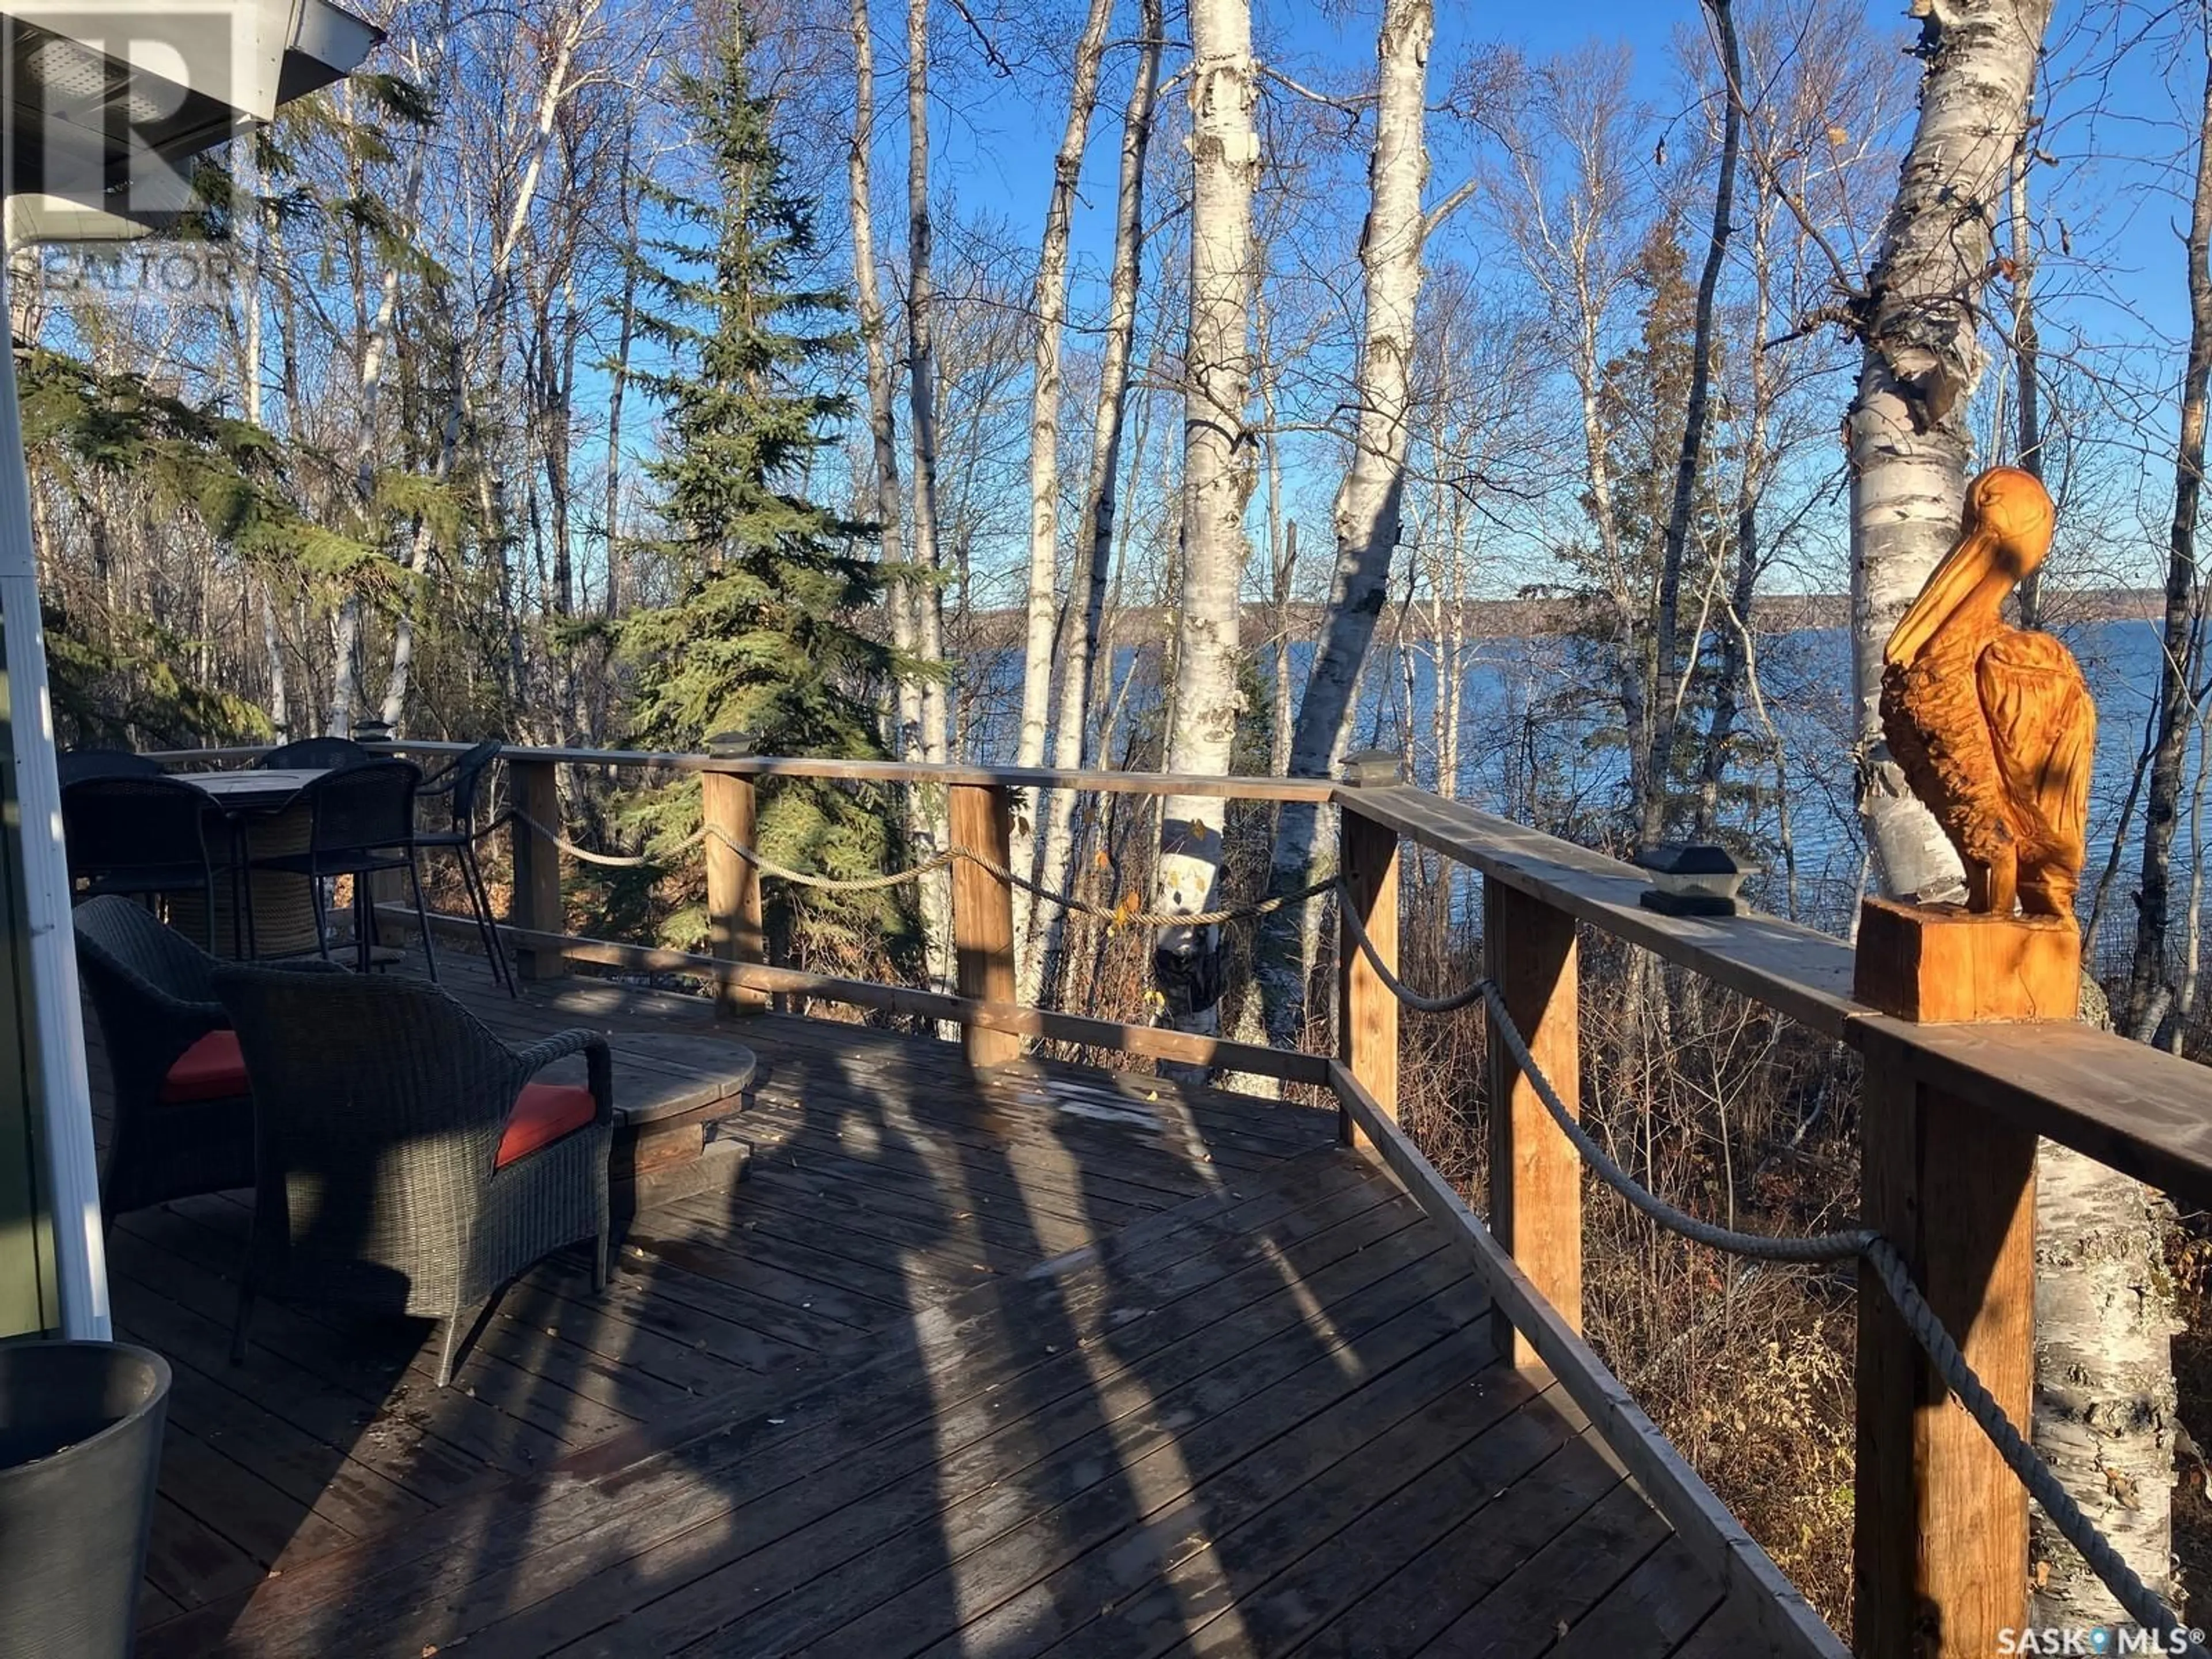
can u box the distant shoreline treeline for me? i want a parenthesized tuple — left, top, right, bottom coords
(945, 589, 2168, 650)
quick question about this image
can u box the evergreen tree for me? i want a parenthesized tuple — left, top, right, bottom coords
(1559, 218, 1739, 846)
(19, 347, 382, 745)
(619, 36, 905, 962)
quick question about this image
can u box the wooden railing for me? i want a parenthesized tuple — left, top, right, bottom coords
(151, 738, 2212, 1657)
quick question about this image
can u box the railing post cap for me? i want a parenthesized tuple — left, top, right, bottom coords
(706, 729, 757, 759)
(1341, 749, 1406, 788)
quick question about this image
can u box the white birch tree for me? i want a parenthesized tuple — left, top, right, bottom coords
(1010, 0, 1119, 968)
(1846, 0, 2047, 900)
(1846, 0, 2179, 1625)
(846, 0, 919, 767)
(1027, 0, 1162, 1005)
(906, 0, 954, 994)
(1255, 0, 1438, 1046)
(1151, 0, 1257, 1050)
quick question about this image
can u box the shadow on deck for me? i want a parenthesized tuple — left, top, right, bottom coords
(93, 969, 1784, 1657)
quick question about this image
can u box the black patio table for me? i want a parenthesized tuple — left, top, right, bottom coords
(162, 768, 329, 957)
(179, 767, 327, 812)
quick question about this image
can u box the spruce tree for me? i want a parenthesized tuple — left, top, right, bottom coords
(620, 36, 905, 961)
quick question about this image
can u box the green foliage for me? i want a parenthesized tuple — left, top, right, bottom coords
(44, 603, 271, 748)
(18, 347, 384, 585)
(618, 36, 911, 966)
(1560, 217, 1741, 842)
(17, 347, 409, 744)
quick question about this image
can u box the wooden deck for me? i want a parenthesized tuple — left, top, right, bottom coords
(88, 965, 1801, 1657)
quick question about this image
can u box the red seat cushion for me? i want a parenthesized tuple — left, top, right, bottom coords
(160, 1030, 248, 1104)
(496, 1082, 596, 1169)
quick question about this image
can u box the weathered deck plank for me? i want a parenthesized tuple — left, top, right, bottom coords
(1289, 1429, 1628, 1657)
(101, 967, 1823, 1658)
(94, 968, 1328, 1645)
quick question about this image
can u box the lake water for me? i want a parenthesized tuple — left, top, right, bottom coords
(958, 619, 2183, 952)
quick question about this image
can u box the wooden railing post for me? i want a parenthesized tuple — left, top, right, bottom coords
(1484, 878, 1580, 1370)
(948, 782, 1020, 1068)
(507, 757, 565, 980)
(1855, 1038, 2035, 1658)
(703, 770, 766, 1017)
(1338, 754, 1401, 1147)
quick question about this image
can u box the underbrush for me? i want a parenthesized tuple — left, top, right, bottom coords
(1391, 913, 1863, 1633)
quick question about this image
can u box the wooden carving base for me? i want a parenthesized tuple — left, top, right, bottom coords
(1853, 896, 2080, 1023)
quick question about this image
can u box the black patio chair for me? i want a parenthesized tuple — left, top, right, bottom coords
(248, 758, 438, 978)
(61, 775, 225, 952)
(255, 736, 370, 771)
(71, 897, 342, 1227)
(415, 740, 513, 994)
(57, 749, 164, 787)
(212, 964, 613, 1386)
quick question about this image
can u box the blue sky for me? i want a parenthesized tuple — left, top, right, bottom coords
(827, 0, 2209, 605)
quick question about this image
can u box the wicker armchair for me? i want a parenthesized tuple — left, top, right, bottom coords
(211, 965, 613, 1385)
(71, 897, 335, 1225)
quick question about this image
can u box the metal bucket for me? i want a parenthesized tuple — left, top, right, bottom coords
(0, 1340, 171, 1658)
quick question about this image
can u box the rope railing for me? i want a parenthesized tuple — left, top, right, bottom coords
(480, 781, 2188, 1645)
(495, 808, 1338, 929)
(1336, 885, 2205, 1653)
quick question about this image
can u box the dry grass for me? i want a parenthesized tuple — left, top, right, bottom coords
(2171, 1228, 2212, 1626)
(1388, 911, 1864, 1634)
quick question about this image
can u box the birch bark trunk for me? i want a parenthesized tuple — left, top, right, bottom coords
(1846, 0, 2047, 902)
(1846, 0, 2179, 1625)
(2033, 1050, 2183, 1630)
(1028, 0, 1162, 1006)
(906, 0, 954, 998)
(1153, 0, 1259, 1057)
(1010, 0, 1117, 965)
(1256, 0, 1434, 1046)
(906, 0, 949, 767)
(846, 0, 916, 757)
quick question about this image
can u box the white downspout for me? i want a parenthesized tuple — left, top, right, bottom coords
(0, 242, 109, 1338)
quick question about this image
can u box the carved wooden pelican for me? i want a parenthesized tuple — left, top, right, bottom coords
(1880, 466, 2094, 918)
